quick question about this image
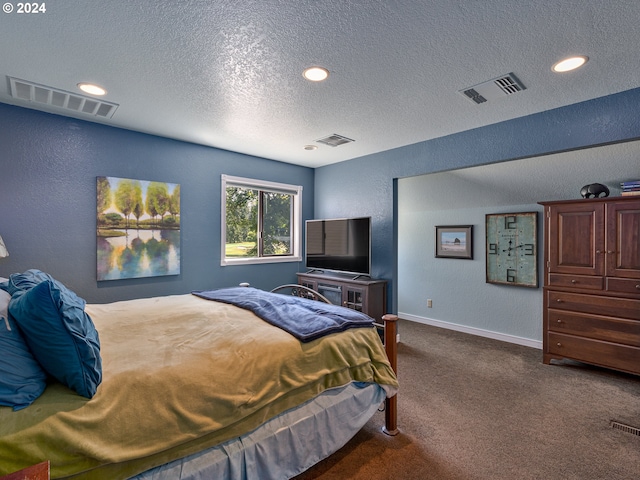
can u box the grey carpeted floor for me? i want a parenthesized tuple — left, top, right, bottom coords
(295, 320, 640, 479)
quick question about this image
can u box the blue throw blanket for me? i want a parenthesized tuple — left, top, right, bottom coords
(192, 287, 374, 342)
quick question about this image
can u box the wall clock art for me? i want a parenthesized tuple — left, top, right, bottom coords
(485, 212, 538, 287)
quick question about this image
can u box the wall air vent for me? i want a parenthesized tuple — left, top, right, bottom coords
(459, 73, 526, 105)
(8, 77, 118, 118)
(316, 134, 355, 147)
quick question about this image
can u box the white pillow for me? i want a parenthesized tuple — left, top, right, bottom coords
(1, 289, 10, 331)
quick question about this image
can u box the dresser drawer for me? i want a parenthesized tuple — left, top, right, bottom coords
(547, 309, 640, 347)
(546, 291, 640, 321)
(547, 273, 603, 291)
(606, 277, 640, 296)
(547, 332, 640, 374)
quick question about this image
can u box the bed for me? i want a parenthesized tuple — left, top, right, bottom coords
(0, 270, 398, 479)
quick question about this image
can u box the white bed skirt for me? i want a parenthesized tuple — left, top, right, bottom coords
(131, 382, 386, 480)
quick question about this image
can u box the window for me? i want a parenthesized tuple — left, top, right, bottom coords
(221, 175, 302, 266)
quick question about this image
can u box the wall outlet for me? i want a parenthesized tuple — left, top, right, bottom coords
(427, 299, 433, 308)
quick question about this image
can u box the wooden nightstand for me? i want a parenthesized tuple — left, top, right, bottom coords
(0, 461, 49, 480)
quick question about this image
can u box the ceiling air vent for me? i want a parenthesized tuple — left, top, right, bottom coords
(460, 73, 526, 105)
(316, 134, 355, 147)
(8, 77, 118, 118)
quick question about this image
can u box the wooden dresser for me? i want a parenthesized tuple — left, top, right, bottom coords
(539, 196, 640, 375)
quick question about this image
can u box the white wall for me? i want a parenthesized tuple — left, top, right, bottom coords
(398, 202, 543, 347)
(397, 141, 640, 348)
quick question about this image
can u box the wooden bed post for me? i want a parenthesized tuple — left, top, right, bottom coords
(381, 314, 399, 436)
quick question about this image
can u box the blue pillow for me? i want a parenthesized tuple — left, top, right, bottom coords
(9, 279, 102, 398)
(0, 290, 47, 410)
(5, 269, 54, 296)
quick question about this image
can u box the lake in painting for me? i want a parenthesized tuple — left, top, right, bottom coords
(97, 229, 180, 280)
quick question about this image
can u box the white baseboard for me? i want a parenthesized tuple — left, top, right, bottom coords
(398, 312, 542, 350)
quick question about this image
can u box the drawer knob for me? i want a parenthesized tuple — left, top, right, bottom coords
(556, 299, 562, 303)
(557, 319, 562, 323)
(607, 250, 614, 254)
(571, 279, 577, 284)
(596, 250, 602, 254)
(556, 342, 562, 347)
(636, 285, 640, 290)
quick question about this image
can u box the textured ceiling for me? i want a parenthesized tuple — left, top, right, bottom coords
(399, 140, 640, 212)
(1, 1, 639, 168)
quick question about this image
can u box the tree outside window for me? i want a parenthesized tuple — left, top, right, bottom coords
(222, 175, 302, 265)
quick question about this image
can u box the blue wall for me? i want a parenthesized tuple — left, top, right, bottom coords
(3, 88, 640, 312)
(315, 87, 640, 312)
(0, 103, 314, 303)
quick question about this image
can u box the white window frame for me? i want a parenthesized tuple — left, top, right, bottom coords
(221, 174, 302, 266)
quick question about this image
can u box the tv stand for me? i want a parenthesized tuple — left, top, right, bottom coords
(350, 274, 371, 281)
(305, 269, 371, 281)
(296, 272, 387, 321)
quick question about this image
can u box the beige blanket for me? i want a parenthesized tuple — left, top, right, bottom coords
(0, 294, 398, 479)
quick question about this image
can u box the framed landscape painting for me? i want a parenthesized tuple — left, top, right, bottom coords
(96, 176, 181, 280)
(435, 225, 473, 259)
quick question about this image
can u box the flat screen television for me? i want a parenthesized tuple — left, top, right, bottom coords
(305, 217, 371, 276)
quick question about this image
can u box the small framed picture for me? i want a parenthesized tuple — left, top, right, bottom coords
(435, 225, 473, 259)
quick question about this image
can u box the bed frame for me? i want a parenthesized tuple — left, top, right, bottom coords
(1, 282, 398, 479)
(270, 283, 399, 435)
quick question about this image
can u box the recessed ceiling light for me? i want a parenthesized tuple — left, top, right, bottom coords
(303, 67, 329, 82)
(552, 56, 588, 73)
(304, 145, 318, 151)
(77, 83, 107, 96)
